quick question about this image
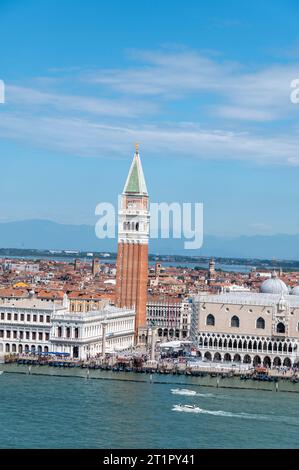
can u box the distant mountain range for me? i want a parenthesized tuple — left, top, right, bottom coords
(0, 219, 299, 260)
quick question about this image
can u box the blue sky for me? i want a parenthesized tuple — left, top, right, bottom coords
(1, 0, 299, 236)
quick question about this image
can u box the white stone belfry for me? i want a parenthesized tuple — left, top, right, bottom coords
(118, 145, 150, 245)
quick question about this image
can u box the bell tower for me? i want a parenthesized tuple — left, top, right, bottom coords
(115, 144, 150, 341)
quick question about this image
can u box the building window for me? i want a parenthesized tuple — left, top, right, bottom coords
(45, 333, 49, 341)
(7, 313, 11, 321)
(39, 316, 43, 322)
(33, 315, 37, 322)
(39, 332, 43, 341)
(14, 313, 18, 321)
(0, 330, 3, 338)
(0, 312, 4, 320)
(206, 314, 215, 326)
(66, 327, 71, 338)
(27, 315, 30, 322)
(256, 317, 265, 329)
(6, 330, 11, 338)
(231, 316, 240, 328)
(75, 328, 79, 339)
(26, 331, 30, 339)
(46, 315, 50, 323)
(13, 330, 17, 339)
(32, 332, 36, 340)
(58, 327, 62, 338)
(276, 322, 285, 334)
(19, 331, 23, 339)
(21, 314, 24, 321)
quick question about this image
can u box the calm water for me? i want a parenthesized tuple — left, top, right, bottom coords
(0, 373, 298, 449)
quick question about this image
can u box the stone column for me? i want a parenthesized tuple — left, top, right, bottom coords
(102, 322, 108, 358)
(151, 327, 156, 361)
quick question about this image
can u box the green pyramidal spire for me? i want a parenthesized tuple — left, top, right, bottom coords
(123, 145, 148, 195)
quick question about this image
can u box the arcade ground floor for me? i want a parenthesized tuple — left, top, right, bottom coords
(197, 348, 297, 368)
(195, 332, 299, 368)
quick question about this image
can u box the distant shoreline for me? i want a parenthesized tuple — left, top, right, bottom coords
(1, 248, 299, 271)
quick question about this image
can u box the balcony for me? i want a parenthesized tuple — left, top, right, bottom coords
(50, 335, 81, 343)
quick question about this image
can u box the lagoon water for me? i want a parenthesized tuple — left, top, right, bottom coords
(0, 373, 298, 449)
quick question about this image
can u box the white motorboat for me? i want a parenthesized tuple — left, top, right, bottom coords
(173, 404, 202, 412)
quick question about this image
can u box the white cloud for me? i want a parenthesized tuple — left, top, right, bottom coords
(86, 48, 299, 121)
(1, 47, 299, 166)
(6, 85, 158, 118)
(86, 49, 236, 96)
(1, 112, 299, 166)
(214, 106, 277, 121)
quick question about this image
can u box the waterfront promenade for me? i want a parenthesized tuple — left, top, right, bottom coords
(2, 355, 299, 393)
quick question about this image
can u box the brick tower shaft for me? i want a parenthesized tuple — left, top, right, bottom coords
(116, 242, 148, 334)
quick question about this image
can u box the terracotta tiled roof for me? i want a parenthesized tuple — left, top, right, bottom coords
(0, 288, 28, 298)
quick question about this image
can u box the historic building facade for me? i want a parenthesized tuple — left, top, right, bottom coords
(0, 296, 61, 356)
(191, 274, 299, 367)
(51, 305, 135, 359)
(68, 292, 111, 313)
(0, 294, 135, 360)
(115, 145, 150, 342)
(147, 299, 191, 340)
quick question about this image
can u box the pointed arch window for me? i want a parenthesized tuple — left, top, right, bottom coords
(231, 316, 240, 328)
(256, 317, 265, 329)
(276, 322, 285, 334)
(206, 314, 215, 326)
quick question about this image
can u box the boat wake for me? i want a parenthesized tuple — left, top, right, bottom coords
(194, 392, 215, 398)
(171, 388, 214, 398)
(171, 388, 197, 396)
(172, 404, 272, 420)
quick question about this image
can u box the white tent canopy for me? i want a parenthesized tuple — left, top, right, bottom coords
(158, 340, 193, 349)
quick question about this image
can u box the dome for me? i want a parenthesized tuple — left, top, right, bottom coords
(260, 271, 288, 294)
(291, 285, 299, 295)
